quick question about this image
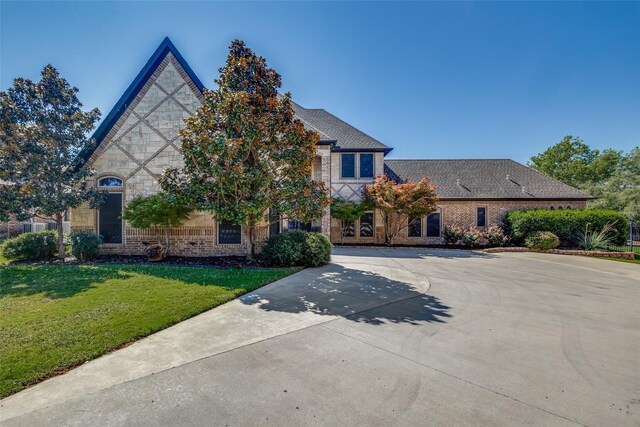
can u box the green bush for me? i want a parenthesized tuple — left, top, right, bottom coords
(1, 231, 57, 261)
(503, 209, 627, 246)
(525, 231, 560, 250)
(70, 232, 102, 261)
(462, 228, 483, 248)
(301, 232, 332, 267)
(260, 231, 331, 267)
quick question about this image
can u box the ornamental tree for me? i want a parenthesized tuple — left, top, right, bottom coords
(364, 174, 438, 246)
(330, 198, 371, 243)
(122, 193, 192, 255)
(160, 40, 329, 258)
(0, 65, 102, 260)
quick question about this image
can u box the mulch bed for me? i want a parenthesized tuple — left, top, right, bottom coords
(7, 255, 263, 269)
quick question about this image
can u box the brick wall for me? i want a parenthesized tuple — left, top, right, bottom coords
(330, 199, 587, 245)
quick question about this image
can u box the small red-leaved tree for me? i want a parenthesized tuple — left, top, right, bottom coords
(160, 40, 329, 258)
(364, 174, 438, 246)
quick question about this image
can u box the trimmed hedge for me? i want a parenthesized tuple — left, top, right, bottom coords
(1, 231, 57, 261)
(260, 231, 331, 267)
(503, 209, 626, 246)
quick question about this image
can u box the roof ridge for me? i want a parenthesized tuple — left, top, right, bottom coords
(385, 158, 514, 161)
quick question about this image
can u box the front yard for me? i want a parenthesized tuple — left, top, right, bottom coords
(0, 263, 297, 399)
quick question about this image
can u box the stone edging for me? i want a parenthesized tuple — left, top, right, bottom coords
(484, 247, 635, 260)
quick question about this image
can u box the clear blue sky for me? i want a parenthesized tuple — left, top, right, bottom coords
(1, 1, 639, 162)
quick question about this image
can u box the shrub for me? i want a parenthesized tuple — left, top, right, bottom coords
(577, 222, 617, 251)
(503, 209, 626, 246)
(443, 225, 464, 245)
(462, 228, 483, 248)
(301, 232, 332, 267)
(1, 231, 57, 261)
(484, 226, 508, 247)
(70, 232, 102, 261)
(261, 231, 331, 267)
(260, 230, 308, 267)
(525, 231, 560, 250)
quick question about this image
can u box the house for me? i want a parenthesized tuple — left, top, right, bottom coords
(69, 38, 592, 255)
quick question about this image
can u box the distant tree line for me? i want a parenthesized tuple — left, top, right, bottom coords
(529, 135, 640, 222)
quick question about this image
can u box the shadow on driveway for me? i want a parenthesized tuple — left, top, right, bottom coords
(240, 263, 451, 326)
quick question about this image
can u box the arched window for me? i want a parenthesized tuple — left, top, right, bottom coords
(550, 206, 555, 210)
(98, 177, 123, 187)
(558, 206, 563, 210)
(566, 206, 571, 210)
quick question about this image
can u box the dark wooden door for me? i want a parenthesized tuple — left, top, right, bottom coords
(99, 193, 123, 243)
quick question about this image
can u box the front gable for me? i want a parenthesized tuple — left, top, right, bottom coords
(83, 38, 203, 200)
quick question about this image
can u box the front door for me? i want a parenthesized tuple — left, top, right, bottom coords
(99, 193, 123, 243)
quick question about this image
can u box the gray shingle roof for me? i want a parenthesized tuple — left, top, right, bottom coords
(384, 159, 593, 200)
(292, 101, 391, 152)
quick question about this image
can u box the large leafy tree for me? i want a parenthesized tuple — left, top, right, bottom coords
(160, 40, 329, 258)
(528, 135, 621, 188)
(0, 65, 101, 259)
(583, 147, 640, 222)
(364, 174, 438, 246)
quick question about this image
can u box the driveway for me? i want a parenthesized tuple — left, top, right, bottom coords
(1, 248, 639, 426)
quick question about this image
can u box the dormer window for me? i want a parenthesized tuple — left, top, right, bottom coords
(98, 177, 123, 187)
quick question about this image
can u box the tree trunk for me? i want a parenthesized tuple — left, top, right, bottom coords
(247, 218, 256, 260)
(55, 212, 65, 260)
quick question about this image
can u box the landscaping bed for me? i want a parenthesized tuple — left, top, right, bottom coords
(484, 246, 636, 260)
(13, 254, 263, 269)
(0, 263, 298, 398)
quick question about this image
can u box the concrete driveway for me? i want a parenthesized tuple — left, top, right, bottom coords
(1, 248, 639, 426)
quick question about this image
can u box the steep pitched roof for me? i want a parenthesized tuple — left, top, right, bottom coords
(291, 101, 392, 153)
(75, 37, 203, 168)
(384, 159, 593, 200)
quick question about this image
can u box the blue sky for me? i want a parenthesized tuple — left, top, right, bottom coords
(1, 1, 639, 162)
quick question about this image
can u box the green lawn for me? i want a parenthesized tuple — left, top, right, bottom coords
(0, 263, 298, 398)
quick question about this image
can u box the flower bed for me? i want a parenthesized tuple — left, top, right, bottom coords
(484, 247, 635, 260)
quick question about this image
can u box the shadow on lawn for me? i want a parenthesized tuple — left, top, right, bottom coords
(0, 265, 133, 299)
(241, 264, 451, 326)
(0, 264, 289, 299)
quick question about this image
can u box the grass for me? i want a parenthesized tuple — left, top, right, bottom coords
(600, 254, 640, 265)
(0, 263, 298, 399)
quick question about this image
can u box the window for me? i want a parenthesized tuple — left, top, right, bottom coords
(359, 212, 374, 237)
(99, 193, 122, 243)
(477, 207, 486, 227)
(426, 212, 441, 237)
(359, 154, 374, 178)
(269, 209, 280, 237)
(288, 220, 312, 232)
(341, 153, 356, 178)
(341, 153, 375, 179)
(218, 221, 241, 244)
(342, 220, 355, 237)
(98, 177, 123, 187)
(408, 217, 422, 237)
